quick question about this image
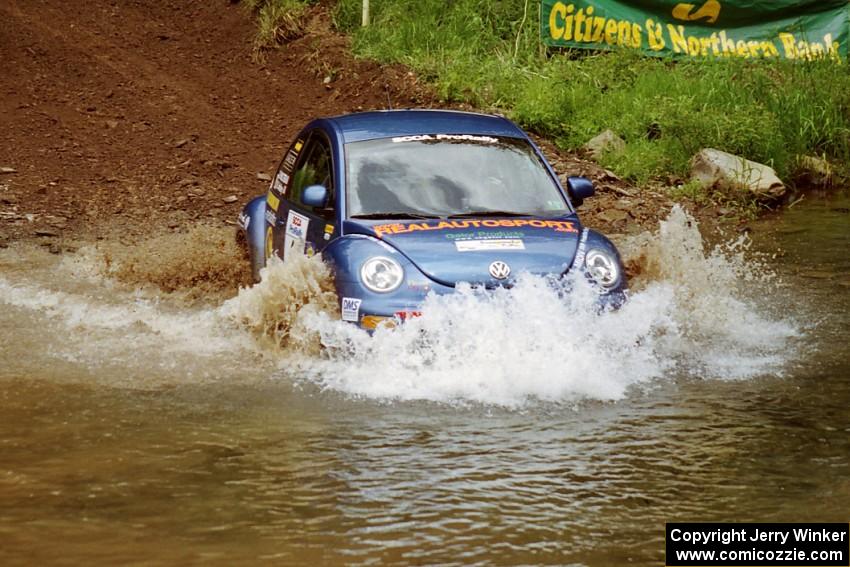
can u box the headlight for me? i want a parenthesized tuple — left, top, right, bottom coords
(585, 248, 620, 289)
(360, 256, 404, 293)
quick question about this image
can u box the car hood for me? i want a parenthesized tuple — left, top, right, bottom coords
(343, 216, 583, 287)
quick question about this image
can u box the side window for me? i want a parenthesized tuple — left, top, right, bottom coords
(288, 136, 334, 218)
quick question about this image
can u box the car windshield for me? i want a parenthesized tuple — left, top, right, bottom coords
(345, 135, 569, 218)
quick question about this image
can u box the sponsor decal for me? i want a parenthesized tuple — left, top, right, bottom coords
(341, 297, 362, 322)
(373, 219, 578, 237)
(273, 171, 289, 194)
(323, 223, 334, 241)
(407, 280, 432, 293)
(286, 211, 307, 239)
(393, 310, 422, 322)
(455, 239, 525, 252)
(391, 134, 498, 144)
(281, 139, 304, 175)
(265, 226, 274, 261)
(282, 150, 298, 173)
(445, 230, 524, 241)
(283, 210, 310, 258)
(238, 211, 250, 230)
(264, 209, 276, 226)
(267, 191, 280, 212)
(573, 228, 590, 268)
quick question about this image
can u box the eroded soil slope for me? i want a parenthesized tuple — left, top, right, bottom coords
(2, 0, 414, 243)
(1, 0, 671, 251)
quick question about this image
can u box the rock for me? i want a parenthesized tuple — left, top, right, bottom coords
(796, 155, 834, 187)
(34, 229, 59, 237)
(0, 167, 17, 174)
(584, 130, 625, 158)
(222, 195, 238, 204)
(256, 172, 272, 181)
(47, 215, 68, 228)
(690, 148, 785, 199)
(175, 138, 190, 148)
(179, 178, 199, 188)
(105, 120, 120, 129)
(597, 209, 629, 224)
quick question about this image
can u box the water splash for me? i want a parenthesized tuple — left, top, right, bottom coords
(220, 254, 339, 355)
(0, 207, 800, 403)
(223, 206, 800, 406)
(88, 224, 252, 299)
(619, 206, 796, 378)
(0, 242, 261, 386)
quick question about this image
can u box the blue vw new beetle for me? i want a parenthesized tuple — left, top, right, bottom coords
(239, 110, 627, 329)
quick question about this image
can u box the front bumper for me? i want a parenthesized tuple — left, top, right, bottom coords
(338, 280, 628, 330)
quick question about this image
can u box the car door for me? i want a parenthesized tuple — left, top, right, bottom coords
(274, 131, 337, 263)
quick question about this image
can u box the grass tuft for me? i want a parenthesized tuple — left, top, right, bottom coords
(243, 0, 313, 56)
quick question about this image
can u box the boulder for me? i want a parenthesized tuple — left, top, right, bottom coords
(690, 148, 785, 199)
(584, 130, 625, 158)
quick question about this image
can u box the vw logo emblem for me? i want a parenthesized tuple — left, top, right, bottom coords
(488, 260, 511, 280)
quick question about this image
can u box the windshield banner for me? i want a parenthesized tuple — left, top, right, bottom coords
(541, 0, 848, 61)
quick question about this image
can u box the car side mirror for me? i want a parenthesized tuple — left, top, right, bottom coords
(302, 184, 328, 208)
(566, 176, 595, 208)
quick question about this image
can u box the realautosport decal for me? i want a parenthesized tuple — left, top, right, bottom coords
(373, 219, 579, 237)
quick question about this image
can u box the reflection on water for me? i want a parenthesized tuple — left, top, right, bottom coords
(1, 199, 849, 565)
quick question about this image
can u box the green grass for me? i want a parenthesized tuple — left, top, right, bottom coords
(242, 0, 313, 54)
(331, 0, 850, 189)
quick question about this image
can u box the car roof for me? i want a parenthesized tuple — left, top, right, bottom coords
(326, 109, 527, 143)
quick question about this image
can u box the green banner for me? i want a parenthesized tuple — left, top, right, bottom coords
(541, 0, 849, 61)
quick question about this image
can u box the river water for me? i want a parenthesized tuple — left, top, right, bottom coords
(1, 198, 848, 565)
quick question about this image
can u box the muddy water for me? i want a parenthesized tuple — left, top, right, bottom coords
(1, 201, 848, 566)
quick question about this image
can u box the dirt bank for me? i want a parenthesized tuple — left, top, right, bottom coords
(0, 0, 679, 256)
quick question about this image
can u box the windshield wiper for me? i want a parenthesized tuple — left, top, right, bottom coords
(448, 210, 532, 219)
(349, 212, 442, 220)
